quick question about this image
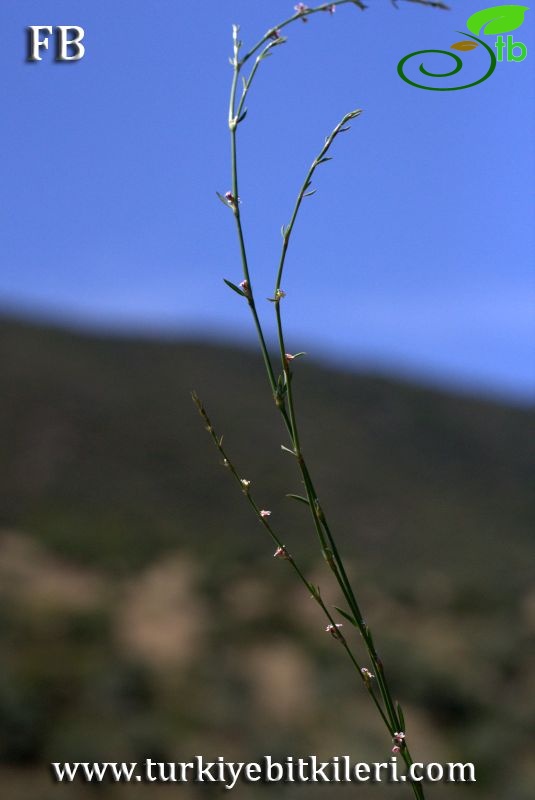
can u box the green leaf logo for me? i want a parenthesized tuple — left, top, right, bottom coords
(467, 5, 529, 36)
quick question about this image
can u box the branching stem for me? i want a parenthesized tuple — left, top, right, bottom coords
(203, 5, 448, 797)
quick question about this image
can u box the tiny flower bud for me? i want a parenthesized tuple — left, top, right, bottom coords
(260, 509, 271, 518)
(285, 353, 295, 362)
(239, 280, 250, 296)
(274, 545, 290, 559)
(275, 289, 286, 300)
(224, 191, 241, 208)
(361, 667, 375, 682)
(240, 478, 251, 490)
(325, 623, 343, 639)
(392, 732, 406, 750)
(294, 3, 309, 21)
(326, 3, 336, 13)
(268, 28, 282, 40)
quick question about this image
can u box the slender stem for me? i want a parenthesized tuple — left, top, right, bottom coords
(236, 40, 284, 124)
(273, 118, 405, 737)
(234, 1, 403, 744)
(240, 0, 448, 67)
(193, 391, 424, 796)
(241, 2, 367, 66)
(272, 133, 405, 739)
(275, 110, 361, 292)
(228, 32, 278, 395)
(211, 6, 452, 794)
(192, 394, 366, 674)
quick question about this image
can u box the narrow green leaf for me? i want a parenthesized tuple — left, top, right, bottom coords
(286, 493, 310, 505)
(216, 191, 231, 207)
(281, 444, 297, 456)
(237, 108, 248, 123)
(362, 624, 375, 649)
(304, 189, 317, 198)
(396, 701, 405, 731)
(223, 278, 245, 296)
(334, 606, 359, 627)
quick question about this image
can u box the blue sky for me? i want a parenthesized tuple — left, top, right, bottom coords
(1, 1, 533, 401)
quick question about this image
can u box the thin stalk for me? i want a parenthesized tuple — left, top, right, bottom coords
(273, 114, 405, 739)
(231, 0, 401, 753)
(241, 2, 366, 67)
(275, 110, 362, 292)
(192, 394, 362, 669)
(193, 392, 424, 799)
(210, 4, 451, 795)
(240, 0, 448, 68)
(228, 29, 277, 395)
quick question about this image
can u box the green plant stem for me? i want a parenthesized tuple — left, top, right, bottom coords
(193, 391, 424, 799)
(217, 6, 450, 796)
(269, 110, 409, 742)
(240, 0, 449, 67)
(192, 394, 365, 676)
(275, 110, 361, 293)
(241, 1, 366, 66)
(228, 32, 277, 395)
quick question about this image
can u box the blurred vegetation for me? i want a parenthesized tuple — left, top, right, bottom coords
(0, 315, 534, 799)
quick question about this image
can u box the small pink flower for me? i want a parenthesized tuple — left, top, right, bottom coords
(294, 3, 309, 21)
(224, 191, 240, 207)
(325, 3, 336, 13)
(260, 509, 271, 518)
(392, 732, 406, 752)
(325, 622, 343, 639)
(285, 353, 295, 362)
(239, 280, 250, 296)
(273, 545, 290, 559)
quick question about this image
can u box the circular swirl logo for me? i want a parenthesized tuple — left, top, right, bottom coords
(397, 32, 496, 91)
(397, 5, 529, 91)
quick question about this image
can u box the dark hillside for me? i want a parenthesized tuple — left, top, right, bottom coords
(0, 316, 533, 799)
